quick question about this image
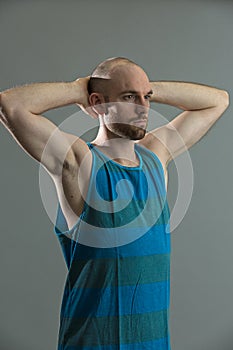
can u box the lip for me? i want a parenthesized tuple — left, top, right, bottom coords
(132, 119, 147, 127)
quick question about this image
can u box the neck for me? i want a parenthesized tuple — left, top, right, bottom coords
(92, 127, 139, 166)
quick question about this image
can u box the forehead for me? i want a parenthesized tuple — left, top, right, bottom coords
(109, 64, 150, 93)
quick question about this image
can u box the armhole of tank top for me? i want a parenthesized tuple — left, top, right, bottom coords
(81, 142, 96, 216)
(150, 150, 168, 195)
(136, 143, 166, 180)
(54, 143, 95, 236)
(144, 147, 171, 219)
(142, 146, 171, 225)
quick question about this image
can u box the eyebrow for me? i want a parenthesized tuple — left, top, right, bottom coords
(121, 90, 153, 95)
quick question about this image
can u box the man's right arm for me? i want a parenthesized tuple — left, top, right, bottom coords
(0, 78, 92, 176)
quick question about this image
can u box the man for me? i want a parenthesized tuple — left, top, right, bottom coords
(0, 57, 229, 349)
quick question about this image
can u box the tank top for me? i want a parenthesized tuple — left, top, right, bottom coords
(54, 142, 171, 350)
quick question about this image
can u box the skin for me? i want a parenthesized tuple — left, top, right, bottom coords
(0, 62, 229, 229)
(89, 64, 153, 165)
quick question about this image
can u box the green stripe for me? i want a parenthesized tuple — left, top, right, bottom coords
(69, 254, 170, 289)
(60, 309, 168, 347)
(83, 199, 170, 228)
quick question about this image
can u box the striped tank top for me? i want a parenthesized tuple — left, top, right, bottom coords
(54, 142, 171, 350)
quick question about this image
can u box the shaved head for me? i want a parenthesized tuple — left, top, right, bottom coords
(88, 57, 141, 95)
(91, 57, 139, 78)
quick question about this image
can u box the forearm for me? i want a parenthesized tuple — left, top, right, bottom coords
(150, 81, 229, 111)
(0, 80, 82, 116)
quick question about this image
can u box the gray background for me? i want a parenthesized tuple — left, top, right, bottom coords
(0, 0, 233, 349)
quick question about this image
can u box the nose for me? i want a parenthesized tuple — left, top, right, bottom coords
(138, 95, 149, 106)
(135, 97, 149, 115)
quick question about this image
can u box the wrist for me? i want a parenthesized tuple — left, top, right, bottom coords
(150, 81, 163, 103)
(73, 77, 90, 106)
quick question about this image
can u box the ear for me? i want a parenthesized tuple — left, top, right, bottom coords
(89, 93, 107, 115)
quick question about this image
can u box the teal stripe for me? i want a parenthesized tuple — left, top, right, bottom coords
(82, 199, 170, 228)
(59, 309, 168, 347)
(69, 254, 170, 289)
(58, 336, 170, 350)
(62, 281, 169, 318)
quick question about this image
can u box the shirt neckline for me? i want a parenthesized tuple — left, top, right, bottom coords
(87, 142, 143, 170)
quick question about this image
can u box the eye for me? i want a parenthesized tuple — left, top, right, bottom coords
(124, 95, 136, 101)
(145, 94, 152, 100)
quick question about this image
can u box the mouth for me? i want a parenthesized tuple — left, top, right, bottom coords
(131, 118, 147, 127)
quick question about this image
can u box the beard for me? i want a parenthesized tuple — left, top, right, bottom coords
(102, 102, 148, 140)
(105, 122, 147, 140)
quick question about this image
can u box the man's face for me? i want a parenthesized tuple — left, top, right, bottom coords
(101, 65, 152, 140)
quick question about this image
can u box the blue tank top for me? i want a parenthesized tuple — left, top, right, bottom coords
(54, 142, 171, 350)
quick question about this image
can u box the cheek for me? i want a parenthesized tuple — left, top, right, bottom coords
(105, 103, 137, 125)
(117, 104, 137, 119)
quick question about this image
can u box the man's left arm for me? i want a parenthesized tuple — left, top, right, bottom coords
(144, 81, 229, 166)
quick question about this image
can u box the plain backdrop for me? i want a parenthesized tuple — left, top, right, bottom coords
(0, 0, 233, 349)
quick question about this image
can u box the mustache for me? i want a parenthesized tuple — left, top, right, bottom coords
(131, 114, 148, 122)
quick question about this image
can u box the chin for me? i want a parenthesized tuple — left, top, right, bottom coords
(127, 126, 146, 140)
(129, 131, 146, 140)
(107, 123, 147, 140)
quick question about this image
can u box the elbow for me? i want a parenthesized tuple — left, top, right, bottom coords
(0, 91, 21, 119)
(0, 92, 12, 116)
(219, 89, 230, 109)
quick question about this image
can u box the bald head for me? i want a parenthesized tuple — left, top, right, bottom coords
(91, 57, 139, 78)
(87, 57, 142, 95)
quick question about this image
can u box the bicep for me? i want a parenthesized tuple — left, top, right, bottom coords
(166, 106, 226, 160)
(148, 105, 226, 165)
(2, 109, 76, 175)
